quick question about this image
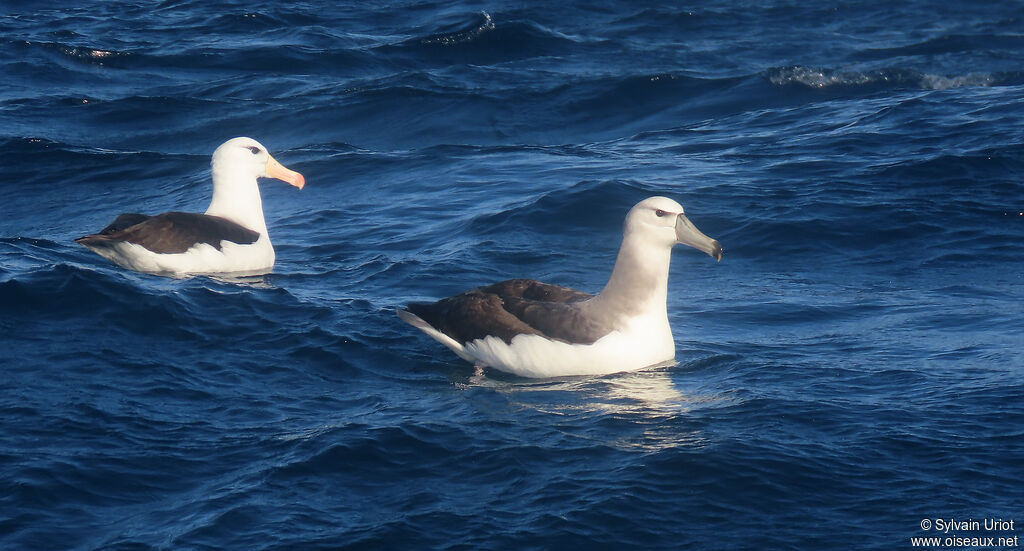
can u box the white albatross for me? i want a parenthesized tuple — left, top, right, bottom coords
(398, 196, 723, 378)
(76, 137, 305, 275)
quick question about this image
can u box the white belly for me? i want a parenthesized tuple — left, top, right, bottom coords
(463, 314, 675, 378)
(90, 235, 275, 275)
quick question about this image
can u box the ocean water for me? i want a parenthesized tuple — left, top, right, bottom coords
(2, 1, 1023, 549)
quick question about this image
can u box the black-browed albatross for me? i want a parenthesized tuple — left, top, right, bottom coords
(76, 137, 305, 275)
(398, 196, 723, 378)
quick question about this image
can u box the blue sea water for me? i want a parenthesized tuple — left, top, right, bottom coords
(2, 1, 1023, 549)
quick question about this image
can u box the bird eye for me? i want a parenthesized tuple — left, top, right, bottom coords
(655, 209, 667, 217)
(246, 146, 261, 155)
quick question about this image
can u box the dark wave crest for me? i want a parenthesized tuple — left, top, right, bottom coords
(380, 11, 580, 65)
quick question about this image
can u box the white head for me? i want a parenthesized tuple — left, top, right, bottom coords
(624, 196, 723, 261)
(211, 137, 305, 190)
(205, 137, 305, 234)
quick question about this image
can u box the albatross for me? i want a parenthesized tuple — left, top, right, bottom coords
(76, 137, 305, 275)
(398, 196, 723, 378)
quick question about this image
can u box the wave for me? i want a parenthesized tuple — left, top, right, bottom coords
(466, 179, 650, 236)
(5, 30, 379, 82)
(9, 39, 131, 66)
(273, 62, 1020, 147)
(421, 11, 496, 46)
(0, 255, 377, 377)
(765, 65, 1021, 91)
(855, 33, 1024, 61)
(0, 137, 205, 214)
(379, 11, 580, 65)
(711, 144, 1024, 268)
(0, 262, 201, 341)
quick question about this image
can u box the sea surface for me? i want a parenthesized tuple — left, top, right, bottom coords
(2, 1, 1023, 549)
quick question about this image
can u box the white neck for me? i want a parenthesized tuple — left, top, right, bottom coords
(204, 168, 268, 235)
(589, 232, 672, 318)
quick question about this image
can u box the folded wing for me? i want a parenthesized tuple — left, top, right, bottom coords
(76, 212, 260, 254)
(404, 278, 613, 346)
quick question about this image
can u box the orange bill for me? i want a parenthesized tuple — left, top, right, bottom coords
(266, 155, 305, 189)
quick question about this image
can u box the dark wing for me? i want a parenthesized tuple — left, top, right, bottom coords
(477, 278, 594, 303)
(404, 279, 612, 346)
(499, 296, 611, 344)
(76, 212, 260, 254)
(405, 290, 545, 344)
(97, 213, 153, 234)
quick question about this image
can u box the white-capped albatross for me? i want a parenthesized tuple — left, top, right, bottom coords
(76, 137, 305, 275)
(398, 196, 723, 378)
